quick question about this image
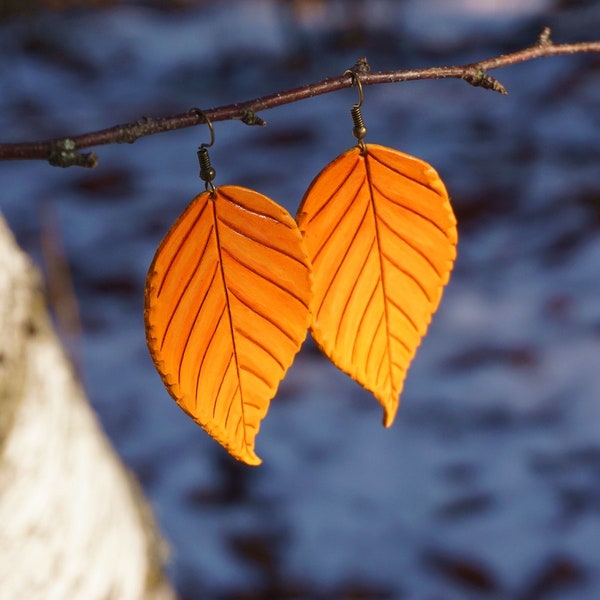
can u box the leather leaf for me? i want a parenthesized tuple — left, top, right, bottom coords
(296, 144, 457, 426)
(145, 185, 312, 465)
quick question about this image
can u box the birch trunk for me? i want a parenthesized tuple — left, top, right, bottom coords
(0, 214, 175, 600)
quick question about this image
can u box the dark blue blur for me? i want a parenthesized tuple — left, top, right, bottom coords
(1, 1, 600, 598)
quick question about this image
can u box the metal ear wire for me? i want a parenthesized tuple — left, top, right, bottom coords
(343, 70, 367, 153)
(190, 108, 217, 194)
(344, 69, 364, 109)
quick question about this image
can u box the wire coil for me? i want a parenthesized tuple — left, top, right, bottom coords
(190, 108, 217, 193)
(197, 146, 216, 193)
(344, 69, 367, 153)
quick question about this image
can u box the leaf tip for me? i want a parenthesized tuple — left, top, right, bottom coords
(382, 403, 398, 428)
(241, 452, 263, 466)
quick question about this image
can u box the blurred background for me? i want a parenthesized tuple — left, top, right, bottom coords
(1, 1, 600, 598)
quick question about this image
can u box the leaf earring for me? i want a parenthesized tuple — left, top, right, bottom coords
(296, 70, 458, 426)
(144, 111, 312, 465)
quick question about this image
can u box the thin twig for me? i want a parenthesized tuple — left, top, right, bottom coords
(1, 28, 599, 168)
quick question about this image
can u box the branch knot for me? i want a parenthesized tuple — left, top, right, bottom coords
(240, 110, 266, 126)
(538, 27, 553, 47)
(48, 139, 97, 169)
(463, 67, 508, 95)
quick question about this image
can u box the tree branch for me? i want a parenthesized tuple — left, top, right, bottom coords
(1, 27, 599, 168)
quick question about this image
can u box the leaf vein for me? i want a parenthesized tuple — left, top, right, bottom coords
(300, 155, 359, 226)
(240, 364, 271, 388)
(352, 271, 382, 366)
(371, 179, 449, 237)
(213, 352, 234, 419)
(195, 302, 227, 409)
(387, 295, 421, 334)
(336, 234, 377, 349)
(311, 174, 366, 264)
(177, 261, 219, 382)
(314, 193, 371, 322)
(228, 286, 297, 345)
(376, 214, 443, 278)
(157, 197, 210, 298)
(218, 215, 308, 270)
(366, 149, 446, 200)
(219, 188, 294, 226)
(380, 249, 433, 303)
(160, 224, 214, 352)
(237, 327, 286, 370)
(222, 247, 309, 310)
(224, 382, 240, 430)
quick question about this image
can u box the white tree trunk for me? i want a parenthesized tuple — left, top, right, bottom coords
(0, 214, 175, 600)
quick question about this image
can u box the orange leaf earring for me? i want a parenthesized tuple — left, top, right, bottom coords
(144, 112, 312, 465)
(296, 70, 458, 426)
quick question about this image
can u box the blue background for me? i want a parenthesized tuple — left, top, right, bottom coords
(1, 1, 600, 597)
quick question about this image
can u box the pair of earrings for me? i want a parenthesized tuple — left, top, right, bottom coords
(144, 70, 458, 465)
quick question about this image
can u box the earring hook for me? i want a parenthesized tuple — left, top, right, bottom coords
(344, 69, 364, 109)
(202, 115, 215, 149)
(189, 107, 215, 148)
(343, 69, 367, 153)
(190, 108, 217, 193)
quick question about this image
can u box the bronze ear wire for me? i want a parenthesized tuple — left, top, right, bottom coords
(190, 109, 217, 194)
(343, 69, 367, 154)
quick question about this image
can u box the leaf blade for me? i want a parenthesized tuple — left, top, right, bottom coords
(145, 185, 312, 464)
(297, 144, 457, 425)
